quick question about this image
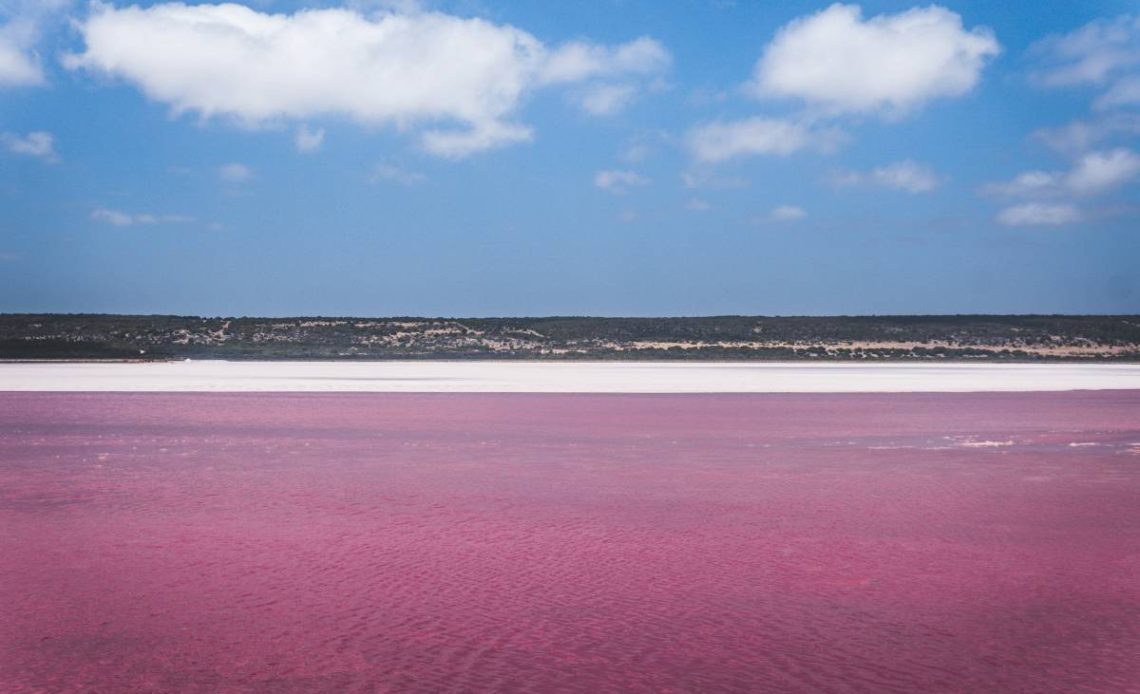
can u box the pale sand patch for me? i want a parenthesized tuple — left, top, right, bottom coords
(2, 361, 1140, 393)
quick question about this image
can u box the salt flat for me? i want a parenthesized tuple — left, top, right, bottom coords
(1, 360, 1138, 392)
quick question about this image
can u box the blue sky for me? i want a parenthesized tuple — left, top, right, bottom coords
(1, 0, 1138, 316)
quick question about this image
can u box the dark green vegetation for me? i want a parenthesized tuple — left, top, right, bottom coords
(2, 314, 1138, 361)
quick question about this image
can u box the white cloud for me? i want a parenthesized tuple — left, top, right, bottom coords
(91, 208, 195, 227)
(1033, 115, 1140, 156)
(769, 205, 807, 222)
(370, 162, 426, 185)
(622, 140, 653, 164)
(2, 131, 56, 161)
(576, 84, 637, 116)
(750, 4, 999, 117)
(681, 171, 749, 190)
(347, 0, 424, 13)
(995, 203, 1082, 227)
(1030, 15, 1140, 89)
(982, 170, 1060, 197)
(0, 25, 42, 86)
(219, 163, 254, 183)
(64, 4, 669, 157)
(544, 38, 669, 116)
(684, 5, 994, 164)
(0, 0, 74, 87)
(1033, 121, 1098, 157)
(983, 149, 1140, 198)
(539, 37, 670, 84)
(685, 198, 711, 211)
(594, 169, 649, 194)
(1066, 148, 1140, 195)
(686, 117, 839, 163)
(91, 208, 133, 227)
(1031, 15, 1140, 113)
(834, 160, 941, 193)
(421, 121, 532, 158)
(1098, 75, 1140, 109)
(1018, 19, 1140, 233)
(295, 125, 325, 153)
(619, 129, 672, 164)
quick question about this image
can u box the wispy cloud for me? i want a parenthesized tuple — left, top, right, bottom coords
(2, 131, 56, 161)
(619, 130, 671, 164)
(983, 149, 1140, 198)
(0, 32, 41, 86)
(370, 163, 427, 186)
(575, 84, 638, 116)
(1029, 15, 1140, 109)
(681, 171, 749, 190)
(995, 203, 1082, 227)
(832, 160, 941, 193)
(295, 125, 325, 153)
(1032, 114, 1140, 156)
(594, 169, 649, 194)
(219, 163, 254, 183)
(766, 203, 802, 221)
(686, 117, 842, 163)
(1065, 148, 1140, 194)
(91, 208, 195, 227)
(0, 0, 75, 88)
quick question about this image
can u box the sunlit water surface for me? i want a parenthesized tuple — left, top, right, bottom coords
(2, 392, 1138, 693)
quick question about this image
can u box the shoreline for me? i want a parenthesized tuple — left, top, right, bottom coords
(3, 360, 1140, 393)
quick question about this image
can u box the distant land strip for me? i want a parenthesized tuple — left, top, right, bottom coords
(2, 314, 1139, 362)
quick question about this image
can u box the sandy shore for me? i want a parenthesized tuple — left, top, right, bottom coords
(2, 360, 1139, 392)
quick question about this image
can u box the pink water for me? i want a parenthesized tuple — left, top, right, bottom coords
(1, 392, 1138, 693)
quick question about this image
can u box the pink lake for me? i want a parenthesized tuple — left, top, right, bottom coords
(2, 392, 1138, 693)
